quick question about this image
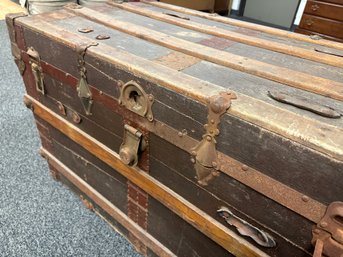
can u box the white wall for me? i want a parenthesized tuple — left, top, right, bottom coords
(231, 0, 241, 10)
(294, 0, 307, 25)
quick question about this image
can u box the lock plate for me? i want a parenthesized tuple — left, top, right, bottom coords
(119, 81, 154, 122)
(27, 47, 44, 95)
(119, 124, 146, 166)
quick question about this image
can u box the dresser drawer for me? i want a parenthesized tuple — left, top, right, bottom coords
(304, 0, 343, 21)
(299, 14, 343, 39)
(318, 0, 343, 4)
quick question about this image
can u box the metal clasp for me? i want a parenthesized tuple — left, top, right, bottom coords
(191, 92, 236, 186)
(312, 202, 343, 257)
(119, 124, 146, 166)
(27, 47, 44, 95)
(76, 42, 98, 115)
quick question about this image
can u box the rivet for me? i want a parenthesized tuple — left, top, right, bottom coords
(190, 158, 196, 164)
(206, 135, 212, 141)
(241, 165, 249, 171)
(147, 114, 153, 121)
(72, 111, 81, 124)
(302, 195, 310, 202)
(212, 161, 217, 168)
(210, 119, 215, 124)
(320, 222, 328, 228)
(212, 171, 220, 177)
(191, 151, 197, 156)
(148, 95, 154, 101)
(313, 228, 321, 234)
(178, 131, 183, 137)
(95, 34, 110, 40)
(99, 91, 103, 95)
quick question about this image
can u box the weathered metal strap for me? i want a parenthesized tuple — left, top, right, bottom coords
(25, 94, 267, 257)
(40, 148, 176, 257)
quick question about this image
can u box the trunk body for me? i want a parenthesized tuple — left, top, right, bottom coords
(6, 2, 343, 256)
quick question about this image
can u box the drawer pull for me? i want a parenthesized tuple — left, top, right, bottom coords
(311, 4, 320, 11)
(306, 19, 314, 27)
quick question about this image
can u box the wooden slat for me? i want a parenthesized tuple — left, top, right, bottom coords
(27, 95, 267, 257)
(142, 0, 343, 51)
(64, 5, 343, 101)
(41, 148, 176, 257)
(109, 1, 343, 68)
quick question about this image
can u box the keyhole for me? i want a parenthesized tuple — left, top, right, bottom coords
(129, 90, 142, 111)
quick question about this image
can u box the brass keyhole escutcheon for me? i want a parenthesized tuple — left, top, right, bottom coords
(119, 81, 154, 121)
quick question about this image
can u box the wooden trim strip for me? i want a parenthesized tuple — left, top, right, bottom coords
(64, 5, 343, 101)
(16, 17, 343, 160)
(109, 2, 343, 68)
(141, 0, 343, 52)
(32, 59, 328, 223)
(27, 95, 267, 257)
(41, 148, 176, 257)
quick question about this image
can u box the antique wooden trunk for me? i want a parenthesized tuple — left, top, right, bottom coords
(6, 1, 343, 256)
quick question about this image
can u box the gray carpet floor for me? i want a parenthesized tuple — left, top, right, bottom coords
(0, 20, 142, 257)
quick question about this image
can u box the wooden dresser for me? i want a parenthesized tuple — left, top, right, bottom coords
(296, 0, 343, 42)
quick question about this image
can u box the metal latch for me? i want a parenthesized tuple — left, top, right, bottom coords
(119, 124, 146, 166)
(76, 42, 98, 115)
(191, 92, 236, 186)
(312, 202, 343, 257)
(27, 47, 44, 95)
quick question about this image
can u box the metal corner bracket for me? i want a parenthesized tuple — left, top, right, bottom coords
(191, 91, 237, 186)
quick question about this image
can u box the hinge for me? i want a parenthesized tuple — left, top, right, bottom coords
(76, 42, 98, 115)
(191, 91, 236, 186)
(312, 202, 343, 257)
(27, 47, 45, 95)
(119, 124, 146, 166)
(6, 13, 27, 75)
(11, 43, 25, 75)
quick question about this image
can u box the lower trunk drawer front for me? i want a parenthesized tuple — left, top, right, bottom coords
(7, 1, 343, 257)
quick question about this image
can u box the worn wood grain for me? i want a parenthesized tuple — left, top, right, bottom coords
(141, 0, 343, 51)
(109, 1, 343, 68)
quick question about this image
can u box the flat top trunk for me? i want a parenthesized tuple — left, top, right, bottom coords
(14, 1, 343, 161)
